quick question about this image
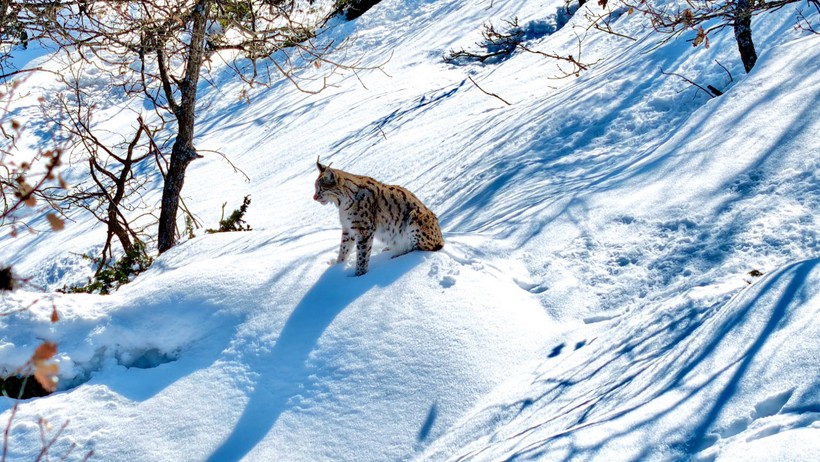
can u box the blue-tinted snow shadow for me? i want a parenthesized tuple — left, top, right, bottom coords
(676, 258, 820, 454)
(206, 253, 421, 462)
(436, 45, 692, 238)
(418, 402, 439, 442)
(435, 24, 811, 241)
(83, 297, 246, 402)
(485, 258, 820, 461)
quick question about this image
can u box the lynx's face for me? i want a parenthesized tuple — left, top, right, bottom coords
(313, 161, 339, 205)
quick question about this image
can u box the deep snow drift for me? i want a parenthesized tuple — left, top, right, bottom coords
(2, 0, 819, 461)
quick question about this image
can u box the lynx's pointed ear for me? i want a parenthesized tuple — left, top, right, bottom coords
(316, 156, 327, 173)
(323, 167, 337, 183)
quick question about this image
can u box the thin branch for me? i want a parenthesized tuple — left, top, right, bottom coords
(0, 67, 53, 81)
(660, 67, 717, 98)
(467, 76, 511, 106)
(1, 403, 17, 462)
(197, 149, 250, 182)
(715, 59, 733, 83)
(34, 418, 70, 462)
(519, 43, 591, 74)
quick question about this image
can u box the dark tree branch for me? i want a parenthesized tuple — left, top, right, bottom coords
(467, 76, 511, 106)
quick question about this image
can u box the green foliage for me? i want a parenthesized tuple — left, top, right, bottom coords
(214, 1, 254, 30)
(0, 5, 29, 50)
(333, 0, 354, 11)
(63, 242, 153, 295)
(184, 215, 196, 240)
(206, 195, 252, 234)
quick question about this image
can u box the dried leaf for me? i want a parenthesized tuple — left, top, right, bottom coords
(692, 28, 704, 47)
(598, 0, 608, 7)
(681, 9, 694, 27)
(33, 363, 59, 392)
(33, 341, 58, 361)
(46, 214, 65, 231)
(23, 196, 36, 207)
(51, 306, 60, 323)
(58, 173, 68, 189)
(31, 342, 60, 392)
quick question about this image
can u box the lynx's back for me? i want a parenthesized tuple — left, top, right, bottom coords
(313, 160, 443, 275)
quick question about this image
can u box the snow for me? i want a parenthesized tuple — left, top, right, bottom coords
(2, 0, 820, 461)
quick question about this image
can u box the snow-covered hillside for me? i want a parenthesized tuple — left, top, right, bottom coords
(2, 0, 819, 461)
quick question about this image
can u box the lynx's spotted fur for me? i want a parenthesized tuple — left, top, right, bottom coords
(313, 159, 444, 276)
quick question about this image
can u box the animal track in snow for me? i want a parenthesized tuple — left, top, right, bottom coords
(428, 257, 460, 289)
(439, 276, 456, 288)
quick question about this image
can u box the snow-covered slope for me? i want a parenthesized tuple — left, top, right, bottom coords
(2, 0, 819, 461)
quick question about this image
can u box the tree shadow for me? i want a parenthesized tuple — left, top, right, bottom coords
(442, 258, 819, 461)
(206, 253, 421, 461)
(418, 402, 439, 442)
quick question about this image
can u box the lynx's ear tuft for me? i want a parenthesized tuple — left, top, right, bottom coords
(317, 156, 335, 174)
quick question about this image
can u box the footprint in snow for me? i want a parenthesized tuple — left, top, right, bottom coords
(428, 256, 459, 288)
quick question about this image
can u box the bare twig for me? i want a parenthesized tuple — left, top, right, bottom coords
(35, 419, 70, 462)
(197, 149, 251, 182)
(0, 67, 53, 81)
(0, 299, 38, 318)
(584, 8, 638, 41)
(715, 60, 733, 83)
(467, 76, 511, 106)
(660, 67, 717, 98)
(2, 403, 18, 462)
(519, 44, 590, 75)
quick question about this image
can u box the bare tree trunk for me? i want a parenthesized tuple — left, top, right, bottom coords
(105, 163, 133, 255)
(0, 0, 10, 34)
(734, 0, 757, 73)
(157, 0, 210, 254)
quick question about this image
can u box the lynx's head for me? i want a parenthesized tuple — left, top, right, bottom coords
(314, 157, 340, 205)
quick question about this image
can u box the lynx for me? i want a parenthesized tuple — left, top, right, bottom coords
(313, 158, 444, 276)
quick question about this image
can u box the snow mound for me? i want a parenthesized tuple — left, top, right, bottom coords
(3, 231, 554, 461)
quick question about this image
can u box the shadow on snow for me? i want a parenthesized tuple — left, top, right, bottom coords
(450, 258, 819, 461)
(206, 254, 421, 461)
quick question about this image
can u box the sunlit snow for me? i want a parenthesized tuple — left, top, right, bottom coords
(2, 0, 819, 461)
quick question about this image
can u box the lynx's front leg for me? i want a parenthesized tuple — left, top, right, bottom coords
(354, 230, 374, 276)
(338, 228, 354, 264)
